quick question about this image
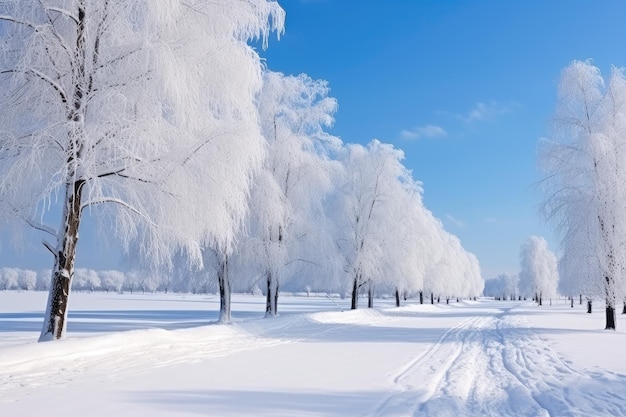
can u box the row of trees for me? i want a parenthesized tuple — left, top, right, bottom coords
(0, 1, 482, 341)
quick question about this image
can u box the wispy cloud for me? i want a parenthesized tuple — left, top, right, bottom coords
(446, 214, 466, 229)
(458, 101, 517, 123)
(400, 124, 447, 140)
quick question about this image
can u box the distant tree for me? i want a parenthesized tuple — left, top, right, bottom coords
(18, 269, 38, 291)
(0, 267, 18, 290)
(73, 268, 100, 292)
(100, 270, 125, 293)
(483, 273, 518, 300)
(518, 236, 559, 304)
(0, 1, 284, 340)
(539, 60, 626, 329)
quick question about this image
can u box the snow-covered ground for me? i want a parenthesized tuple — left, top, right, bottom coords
(1, 292, 626, 416)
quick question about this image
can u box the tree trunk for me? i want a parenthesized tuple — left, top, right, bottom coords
(367, 284, 374, 308)
(395, 288, 400, 308)
(605, 276, 616, 330)
(218, 255, 231, 323)
(350, 274, 359, 310)
(580, 294, 583, 305)
(571, 297, 574, 308)
(606, 304, 616, 330)
(622, 301, 626, 315)
(39, 181, 84, 341)
(587, 299, 592, 314)
(430, 293, 434, 304)
(265, 270, 279, 317)
(419, 291, 423, 305)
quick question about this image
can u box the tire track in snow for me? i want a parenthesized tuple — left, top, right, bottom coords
(368, 303, 626, 417)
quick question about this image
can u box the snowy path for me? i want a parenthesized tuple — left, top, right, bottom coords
(370, 302, 626, 417)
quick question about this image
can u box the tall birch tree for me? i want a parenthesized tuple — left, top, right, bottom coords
(245, 71, 339, 317)
(540, 60, 626, 329)
(0, 0, 284, 340)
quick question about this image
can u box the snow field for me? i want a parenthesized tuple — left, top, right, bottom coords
(1, 292, 626, 416)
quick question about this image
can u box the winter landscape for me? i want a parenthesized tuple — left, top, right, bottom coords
(2, 0, 626, 416)
(2, 291, 626, 416)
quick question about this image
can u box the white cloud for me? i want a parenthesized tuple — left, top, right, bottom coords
(445, 214, 466, 229)
(459, 100, 517, 123)
(400, 124, 447, 140)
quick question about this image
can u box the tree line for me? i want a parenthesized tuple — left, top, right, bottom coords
(0, 1, 483, 341)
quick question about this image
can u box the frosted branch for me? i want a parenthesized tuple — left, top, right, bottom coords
(43, 6, 79, 25)
(26, 219, 57, 237)
(0, 15, 36, 30)
(1, 68, 68, 106)
(42, 240, 57, 258)
(81, 198, 155, 228)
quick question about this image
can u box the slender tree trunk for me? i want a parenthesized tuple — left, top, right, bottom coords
(419, 291, 423, 305)
(367, 284, 374, 308)
(571, 297, 574, 308)
(587, 299, 592, 314)
(218, 255, 231, 324)
(580, 294, 583, 305)
(605, 276, 616, 330)
(351, 274, 359, 310)
(622, 301, 626, 314)
(395, 288, 400, 307)
(39, 181, 84, 341)
(430, 292, 434, 304)
(265, 270, 280, 317)
(606, 304, 616, 330)
(274, 280, 279, 315)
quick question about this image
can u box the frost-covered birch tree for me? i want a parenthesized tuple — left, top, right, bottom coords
(243, 71, 339, 317)
(333, 140, 411, 309)
(540, 60, 626, 329)
(0, 0, 284, 340)
(518, 236, 559, 304)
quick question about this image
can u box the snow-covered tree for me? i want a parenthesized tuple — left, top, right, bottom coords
(540, 60, 626, 329)
(483, 273, 519, 300)
(100, 270, 125, 293)
(18, 269, 38, 291)
(0, 267, 18, 290)
(333, 140, 411, 309)
(0, 1, 284, 340)
(518, 236, 559, 304)
(73, 268, 100, 292)
(241, 71, 339, 317)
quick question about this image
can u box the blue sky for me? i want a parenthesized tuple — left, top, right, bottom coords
(254, 0, 626, 278)
(2, 0, 626, 279)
